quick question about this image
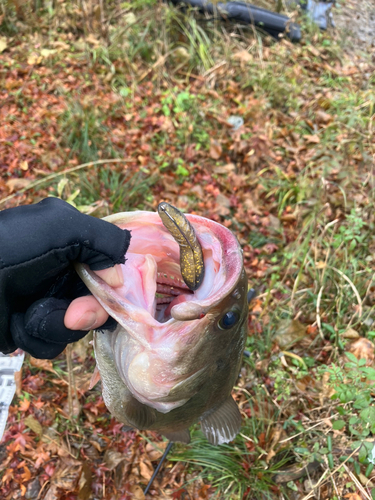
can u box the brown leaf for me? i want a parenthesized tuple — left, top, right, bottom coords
(19, 398, 30, 412)
(190, 185, 204, 198)
(305, 134, 320, 144)
(213, 163, 235, 175)
(129, 485, 145, 500)
(78, 462, 92, 500)
(348, 338, 375, 365)
(145, 441, 168, 462)
(341, 328, 360, 339)
(6, 178, 33, 193)
(274, 320, 306, 349)
(14, 369, 22, 397)
(315, 110, 332, 124)
(44, 485, 59, 500)
(0, 36, 7, 54)
(209, 139, 222, 160)
(29, 356, 56, 373)
(232, 50, 252, 63)
(88, 366, 101, 390)
(216, 193, 231, 208)
(74, 372, 95, 394)
(139, 459, 153, 481)
(52, 458, 82, 490)
(104, 449, 126, 471)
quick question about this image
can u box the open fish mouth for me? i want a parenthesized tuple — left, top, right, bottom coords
(76, 203, 247, 444)
(78, 203, 244, 328)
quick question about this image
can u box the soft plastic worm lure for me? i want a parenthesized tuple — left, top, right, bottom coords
(158, 202, 205, 291)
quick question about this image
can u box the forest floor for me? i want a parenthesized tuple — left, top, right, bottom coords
(0, 0, 375, 499)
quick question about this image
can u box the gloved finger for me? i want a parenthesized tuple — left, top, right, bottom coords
(64, 296, 109, 330)
(0, 197, 131, 272)
(23, 298, 88, 344)
(10, 312, 67, 359)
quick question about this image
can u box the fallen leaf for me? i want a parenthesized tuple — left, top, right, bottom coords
(209, 139, 222, 160)
(104, 449, 126, 471)
(145, 441, 168, 461)
(139, 459, 153, 481)
(315, 110, 332, 124)
(124, 12, 136, 24)
(30, 356, 56, 374)
(305, 134, 320, 144)
(27, 53, 42, 65)
(0, 37, 7, 54)
(14, 369, 22, 396)
(274, 320, 306, 349)
(78, 462, 92, 500)
(216, 193, 231, 208)
(24, 415, 43, 436)
(40, 48, 57, 58)
(232, 50, 252, 63)
(341, 328, 360, 339)
(19, 398, 31, 412)
(6, 178, 33, 193)
(88, 366, 101, 390)
(129, 484, 145, 500)
(213, 163, 235, 175)
(348, 338, 375, 365)
(52, 458, 82, 490)
(85, 34, 100, 46)
(44, 484, 59, 500)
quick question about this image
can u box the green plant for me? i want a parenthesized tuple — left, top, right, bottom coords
(324, 353, 375, 472)
(58, 96, 112, 163)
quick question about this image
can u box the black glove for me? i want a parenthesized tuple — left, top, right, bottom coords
(0, 198, 131, 359)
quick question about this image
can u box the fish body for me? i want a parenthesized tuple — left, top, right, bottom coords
(76, 209, 248, 445)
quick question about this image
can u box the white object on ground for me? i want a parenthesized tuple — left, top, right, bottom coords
(0, 352, 24, 440)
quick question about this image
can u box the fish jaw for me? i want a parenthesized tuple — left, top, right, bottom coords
(76, 210, 247, 417)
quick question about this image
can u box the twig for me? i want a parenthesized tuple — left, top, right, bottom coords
(0, 159, 131, 207)
(279, 413, 338, 444)
(66, 345, 73, 420)
(342, 463, 372, 500)
(328, 266, 363, 319)
(316, 286, 324, 340)
(301, 446, 361, 500)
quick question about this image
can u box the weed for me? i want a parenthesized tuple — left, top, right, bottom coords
(58, 95, 113, 164)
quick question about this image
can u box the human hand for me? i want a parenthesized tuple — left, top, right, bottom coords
(0, 198, 131, 359)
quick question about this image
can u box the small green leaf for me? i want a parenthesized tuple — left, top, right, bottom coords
(349, 417, 360, 425)
(332, 420, 346, 431)
(345, 352, 359, 363)
(294, 447, 310, 455)
(359, 445, 368, 463)
(362, 367, 375, 380)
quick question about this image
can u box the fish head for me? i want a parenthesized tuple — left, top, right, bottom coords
(76, 210, 248, 423)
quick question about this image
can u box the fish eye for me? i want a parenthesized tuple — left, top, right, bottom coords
(218, 310, 240, 330)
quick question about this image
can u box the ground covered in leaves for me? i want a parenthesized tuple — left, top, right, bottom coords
(0, 0, 375, 499)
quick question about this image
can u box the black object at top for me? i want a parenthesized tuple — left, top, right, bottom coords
(169, 0, 301, 42)
(0, 198, 131, 357)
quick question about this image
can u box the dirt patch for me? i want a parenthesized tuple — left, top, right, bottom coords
(333, 0, 375, 59)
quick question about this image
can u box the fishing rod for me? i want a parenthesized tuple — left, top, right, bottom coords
(144, 441, 174, 495)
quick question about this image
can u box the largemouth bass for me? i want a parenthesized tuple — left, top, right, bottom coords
(76, 204, 248, 445)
